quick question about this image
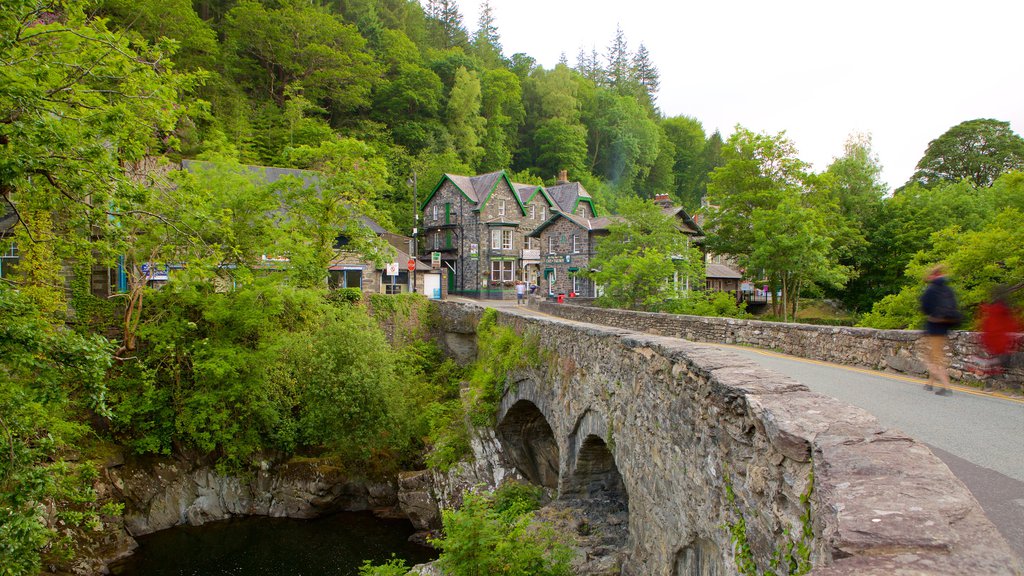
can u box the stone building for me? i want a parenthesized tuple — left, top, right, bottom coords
(419, 170, 566, 296)
(525, 212, 612, 298)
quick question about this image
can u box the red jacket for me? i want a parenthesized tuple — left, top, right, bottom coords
(979, 302, 1022, 356)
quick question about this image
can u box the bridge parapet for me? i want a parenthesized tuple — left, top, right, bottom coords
(537, 301, 1022, 386)
(440, 302, 1021, 575)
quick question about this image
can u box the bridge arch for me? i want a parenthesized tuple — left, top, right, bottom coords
(563, 409, 628, 513)
(496, 380, 560, 489)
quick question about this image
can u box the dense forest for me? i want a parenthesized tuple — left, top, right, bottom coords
(2, 0, 1024, 573)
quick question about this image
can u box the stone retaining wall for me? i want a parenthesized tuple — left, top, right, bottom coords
(536, 301, 1023, 386)
(437, 302, 1021, 575)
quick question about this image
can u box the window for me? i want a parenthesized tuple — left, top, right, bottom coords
(1, 241, 16, 258)
(572, 234, 579, 253)
(498, 200, 506, 216)
(491, 260, 514, 282)
(530, 205, 536, 219)
(578, 205, 585, 217)
(572, 274, 582, 294)
(540, 206, 546, 221)
(433, 232, 441, 250)
(548, 235, 556, 254)
(433, 204, 438, 221)
(491, 228, 512, 250)
(525, 237, 536, 250)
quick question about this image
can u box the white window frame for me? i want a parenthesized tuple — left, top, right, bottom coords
(572, 274, 582, 294)
(501, 229, 513, 250)
(548, 235, 556, 254)
(572, 234, 579, 254)
(498, 200, 506, 216)
(530, 205, 536, 219)
(540, 206, 546, 221)
(432, 204, 438, 221)
(490, 260, 514, 282)
(433, 232, 441, 250)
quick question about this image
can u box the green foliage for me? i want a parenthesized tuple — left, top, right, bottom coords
(431, 490, 572, 576)
(0, 285, 117, 575)
(908, 118, 1024, 189)
(665, 291, 750, 318)
(590, 197, 704, 311)
(359, 556, 410, 576)
(724, 471, 813, 576)
(465, 309, 543, 426)
(328, 287, 365, 305)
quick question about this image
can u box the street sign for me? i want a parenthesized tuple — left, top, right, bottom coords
(407, 258, 416, 271)
(386, 262, 399, 276)
(431, 251, 441, 269)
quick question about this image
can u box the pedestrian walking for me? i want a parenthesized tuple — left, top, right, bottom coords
(515, 280, 526, 305)
(920, 265, 961, 395)
(971, 285, 1023, 380)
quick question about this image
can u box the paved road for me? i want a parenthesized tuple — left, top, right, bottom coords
(466, 299, 1024, 560)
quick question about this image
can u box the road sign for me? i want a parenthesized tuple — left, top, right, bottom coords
(386, 262, 399, 276)
(407, 258, 416, 271)
(431, 251, 441, 269)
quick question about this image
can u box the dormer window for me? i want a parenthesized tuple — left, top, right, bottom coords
(530, 205, 536, 219)
(540, 206, 546, 221)
(498, 200, 506, 216)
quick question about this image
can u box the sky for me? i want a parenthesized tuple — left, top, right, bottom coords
(455, 0, 1024, 191)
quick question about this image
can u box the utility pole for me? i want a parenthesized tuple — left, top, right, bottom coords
(408, 171, 418, 293)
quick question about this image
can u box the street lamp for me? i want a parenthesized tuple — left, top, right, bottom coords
(407, 171, 418, 292)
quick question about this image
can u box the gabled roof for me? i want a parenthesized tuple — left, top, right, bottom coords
(661, 205, 704, 236)
(525, 211, 617, 237)
(420, 170, 528, 216)
(546, 181, 598, 216)
(514, 183, 556, 208)
(706, 262, 742, 279)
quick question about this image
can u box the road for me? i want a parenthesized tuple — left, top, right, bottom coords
(465, 299, 1024, 561)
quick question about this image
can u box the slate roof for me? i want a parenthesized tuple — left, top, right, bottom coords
(525, 212, 617, 237)
(545, 181, 593, 213)
(661, 205, 704, 236)
(706, 262, 742, 279)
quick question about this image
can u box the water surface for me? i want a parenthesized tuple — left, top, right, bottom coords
(109, 511, 437, 576)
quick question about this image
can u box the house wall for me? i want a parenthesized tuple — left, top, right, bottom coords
(536, 218, 595, 297)
(476, 178, 524, 291)
(423, 180, 479, 293)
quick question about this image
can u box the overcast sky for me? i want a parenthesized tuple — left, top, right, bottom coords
(456, 0, 1024, 191)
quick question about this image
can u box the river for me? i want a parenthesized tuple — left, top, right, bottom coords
(108, 511, 438, 575)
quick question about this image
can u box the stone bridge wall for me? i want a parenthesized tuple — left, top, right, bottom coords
(437, 301, 1019, 575)
(536, 301, 1023, 385)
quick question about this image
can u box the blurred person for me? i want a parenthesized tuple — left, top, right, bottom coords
(920, 265, 961, 395)
(973, 284, 1023, 380)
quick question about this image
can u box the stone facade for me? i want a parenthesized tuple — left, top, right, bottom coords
(533, 214, 600, 298)
(434, 301, 1021, 575)
(536, 302, 1023, 385)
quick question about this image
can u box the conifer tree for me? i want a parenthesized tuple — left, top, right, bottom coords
(632, 43, 660, 102)
(605, 25, 632, 92)
(471, 0, 503, 67)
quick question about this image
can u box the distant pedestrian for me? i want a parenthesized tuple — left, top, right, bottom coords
(972, 285, 1023, 379)
(515, 281, 526, 305)
(920, 265, 961, 395)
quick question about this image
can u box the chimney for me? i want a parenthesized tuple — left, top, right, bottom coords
(557, 170, 568, 184)
(653, 193, 672, 207)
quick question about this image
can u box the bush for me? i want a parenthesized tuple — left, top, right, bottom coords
(664, 291, 750, 318)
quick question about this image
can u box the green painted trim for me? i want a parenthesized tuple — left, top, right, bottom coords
(572, 197, 598, 217)
(568, 267, 579, 272)
(476, 171, 528, 216)
(485, 221, 519, 227)
(420, 174, 476, 211)
(520, 185, 557, 208)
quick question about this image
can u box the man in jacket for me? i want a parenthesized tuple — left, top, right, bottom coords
(920, 265, 960, 395)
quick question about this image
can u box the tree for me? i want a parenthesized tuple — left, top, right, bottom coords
(470, 0, 503, 67)
(222, 0, 380, 111)
(589, 197, 704, 310)
(479, 69, 525, 172)
(907, 118, 1024, 189)
(582, 91, 661, 194)
(661, 116, 708, 209)
(605, 25, 631, 92)
(0, 0, 195, 316)
(425, 0, 468, 49)
(447, 66, 487, 169)
(631, 43, 659, 105)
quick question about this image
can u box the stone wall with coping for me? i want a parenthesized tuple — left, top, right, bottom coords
(436, 301, 1020, 575)
(536, 301, 1023, 385)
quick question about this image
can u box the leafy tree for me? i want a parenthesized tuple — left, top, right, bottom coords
(661, 116, 707, 209)
(222, 0, 380, 112)
(907, 118, 1024, 189)
(0, 285, 116, 575)
(533, 118, 589, 180)
(590, 197, 704, 310)
(447, 66, 487, 169)
(479, 69, 526, 172)
(0, 0, 195, 313)
(432, 489, 572, 576)
(704, 127, 811, 258)
(99, 0, 219, 72)
(583, 91, 661, 194)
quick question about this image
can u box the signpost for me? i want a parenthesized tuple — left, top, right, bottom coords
(407, 259, 415, 271)
(387, 262, 399, 294)
(431, 251, 441, 269)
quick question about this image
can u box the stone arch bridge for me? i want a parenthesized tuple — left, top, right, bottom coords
(435, 302, 1019, 575)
